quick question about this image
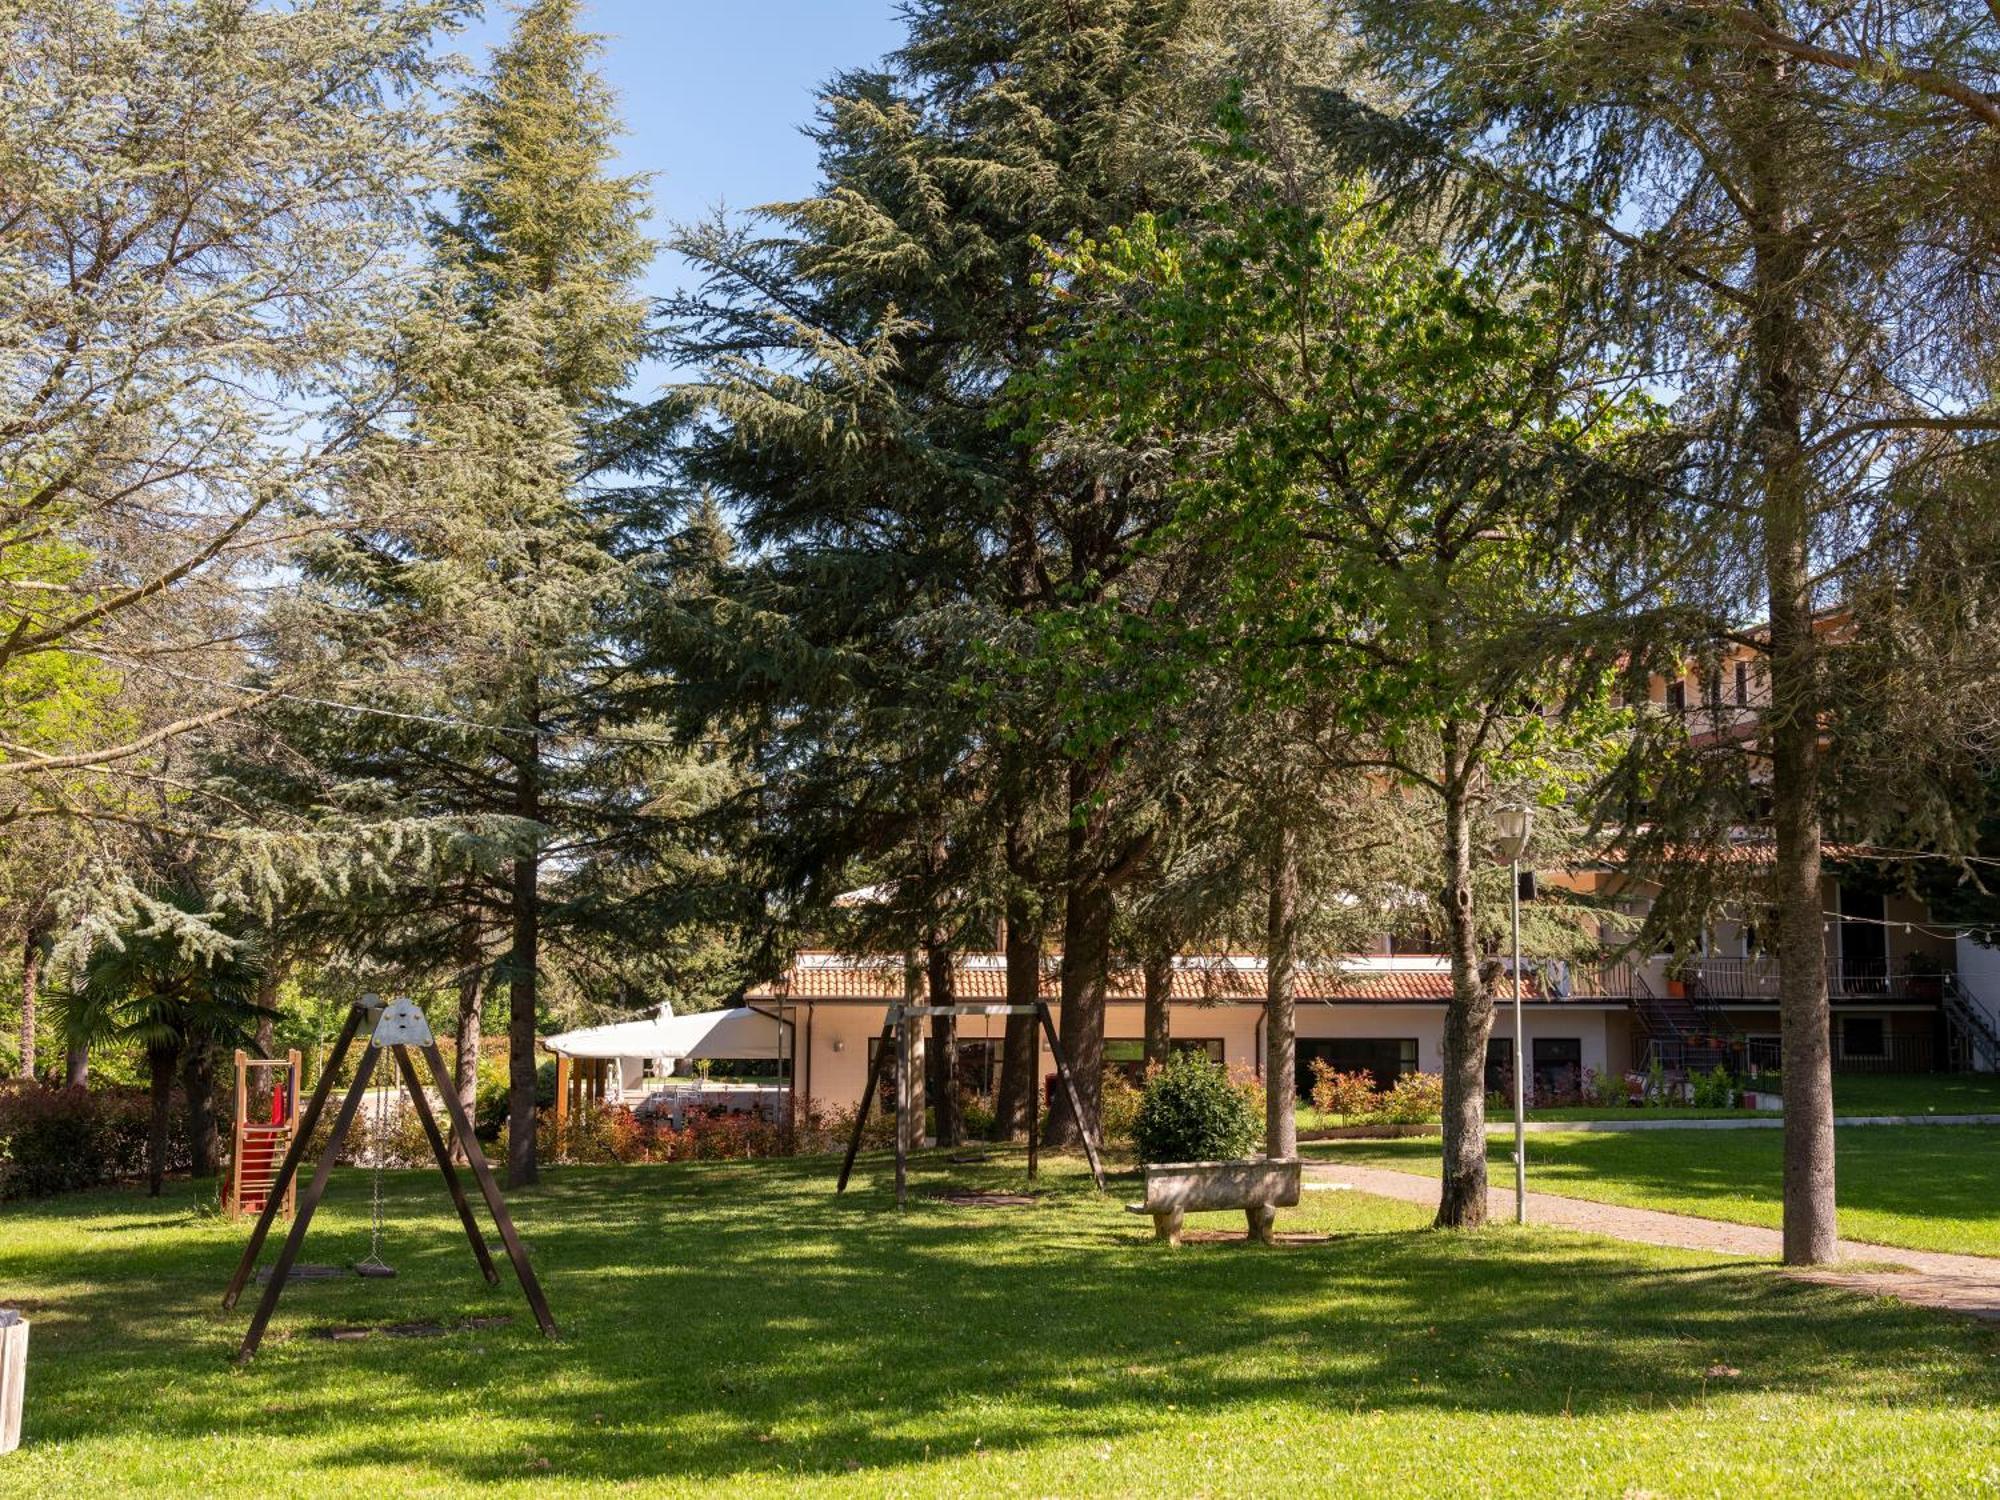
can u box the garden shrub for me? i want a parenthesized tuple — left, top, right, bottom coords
(1098, 1067, 1143, 1144)
(472, 1058, 558, 1142)
(1376, 1070, 1446, 1123)
(0, 1083, 192, 1199)
(1227, 1059, 1266, 1127)
(525, 1100, 805, 1166)
(798, 1099, 894, 1155)
(1691, 1065, 1738, 1109)
(1643, 1057, 1670, 1104)
(960, 1090, 997, 1140)
(1308, 1061, 1380, 1117)
(1585, 1067, 1626, 1109)
(1133, 1052, 1259, 1164)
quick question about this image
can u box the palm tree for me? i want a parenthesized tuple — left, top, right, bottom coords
(56, 889, 271, 1196)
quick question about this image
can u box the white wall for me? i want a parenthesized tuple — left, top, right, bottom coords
(1956, 936, 2000, 1072)
(795, 1000, 1617, 1109)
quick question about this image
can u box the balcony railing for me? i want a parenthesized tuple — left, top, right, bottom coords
(1550, 961, 1649, 1000)
(1682, 957, 1948, 1002)
(1646, 1031, 1937, 1075)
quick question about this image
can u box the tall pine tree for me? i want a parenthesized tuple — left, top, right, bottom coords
(263, 0, 654, 1186)
(663, 0, 1352, 1147)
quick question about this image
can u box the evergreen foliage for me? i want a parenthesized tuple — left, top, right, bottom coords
(1134, 1051, 1260, 1164)
(661, 0, 1355, 1145)
(1018, 174, 1686, 1220)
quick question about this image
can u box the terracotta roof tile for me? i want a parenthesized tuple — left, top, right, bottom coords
(746, 953, 1588, 1005)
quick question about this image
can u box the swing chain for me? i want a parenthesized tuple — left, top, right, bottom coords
(354, 1061, 393, 1275)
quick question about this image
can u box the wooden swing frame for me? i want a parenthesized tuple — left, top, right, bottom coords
(220, 995, 557, 1362)
(836, 1000, 1105, 1207)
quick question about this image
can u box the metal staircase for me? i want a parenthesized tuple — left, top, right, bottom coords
(1630, 972, 1739, 1074)
(1943, 975, 2000, 1073)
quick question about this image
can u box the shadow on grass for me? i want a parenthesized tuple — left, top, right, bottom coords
(6, 1149, 2000, 1486)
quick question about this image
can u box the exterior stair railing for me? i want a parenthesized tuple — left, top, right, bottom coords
(1943, 975, 2000, 1073)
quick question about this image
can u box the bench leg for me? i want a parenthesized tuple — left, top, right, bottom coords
(1246, 1204, 1277, 1244)
(1152, 1208, 1184, 1247)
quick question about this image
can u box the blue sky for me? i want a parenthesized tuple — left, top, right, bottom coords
(461, 2, 910, 313)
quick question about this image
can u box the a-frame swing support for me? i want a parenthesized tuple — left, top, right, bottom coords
(837, 1000, 1106, 1207)
(220, 995, 556, 1363)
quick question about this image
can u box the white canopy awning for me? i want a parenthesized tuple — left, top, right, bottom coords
(544, 1006, 785, 1062)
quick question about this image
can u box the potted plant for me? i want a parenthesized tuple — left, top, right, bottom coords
(1129, 1054, 1297, 1245)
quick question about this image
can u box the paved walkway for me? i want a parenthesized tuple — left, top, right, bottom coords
(1308, 1161, 2000, 1322)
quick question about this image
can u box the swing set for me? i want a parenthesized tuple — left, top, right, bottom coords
(220, 994, 556, 1362)
(836, 1000, 1106, 1207)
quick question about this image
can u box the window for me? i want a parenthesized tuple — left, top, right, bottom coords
(956, 1040, 1002, 1096)
(1105, 1037, 1223, 1085)
(1704, 668, 1723, 708)
(866, 1037, 1010, 1104)
(1484, 1037, 1516, 1095)
(1841, 1016, 1888, 1060)
(1665, 680, 1687, 712)
(1296, 1038, 1418, 1096)
(1532, 1038, 1583, 1096)
(1734, 661, 1750, 706)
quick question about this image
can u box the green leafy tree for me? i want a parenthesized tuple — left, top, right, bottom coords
(1331, 0, 2000, 1261)
(1021, 185, 1682, 1223)
(256, 0, 657, 1188)
(0, 0, 464, 841)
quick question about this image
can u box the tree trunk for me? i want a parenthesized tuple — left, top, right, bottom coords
(1045, 874, 1112, 1149)
(926, 930, 963, 1148)
(64, 1042, 88, 1088)
(1264, 822, 1300, 1160)
(452, 919, 485, 1165)
(1142, 945, 1174, 1069)
(1435, 768, 1495, 1228)
(507, 726, 542, 1189)
(252, 964, 280, 1115)
(146, 1045, 176, 1197)
(180, 1040, 220, 1179)
(1743, 25, 1835, 1266)
(994, 898, 1041, 1141)
(18, 926, 46, 1081)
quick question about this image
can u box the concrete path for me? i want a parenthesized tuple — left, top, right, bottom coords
(1309, 1161, 2000, 1322)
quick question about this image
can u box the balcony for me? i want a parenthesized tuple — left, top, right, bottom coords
(1682, 957, 1947, 1004)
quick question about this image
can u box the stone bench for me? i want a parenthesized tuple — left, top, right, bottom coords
(1126, 1158, 1301, 1246)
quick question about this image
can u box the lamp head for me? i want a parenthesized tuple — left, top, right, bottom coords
(1490, 804, 1533, 865)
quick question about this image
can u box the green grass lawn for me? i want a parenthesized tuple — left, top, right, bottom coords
(1308, 1125, 2000, 1258)
(1297, 1073, 2000, 1132)
(1830, 1072, 2000, 1115)
(4, 1154, 2000, 1496)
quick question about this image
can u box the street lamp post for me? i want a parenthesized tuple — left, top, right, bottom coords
(1491, 805, 1533, 1226)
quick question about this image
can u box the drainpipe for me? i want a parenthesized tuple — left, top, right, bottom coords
(746, 1003, 798, 1148)
(802, 1002, 814, 1125)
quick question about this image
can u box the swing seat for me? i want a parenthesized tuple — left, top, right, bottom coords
(353, 1262, 398, 1279)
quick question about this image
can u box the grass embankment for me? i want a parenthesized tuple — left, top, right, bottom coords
(3, 1151, 2000, 1495)
(1310, 1125, 2000, 1258)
